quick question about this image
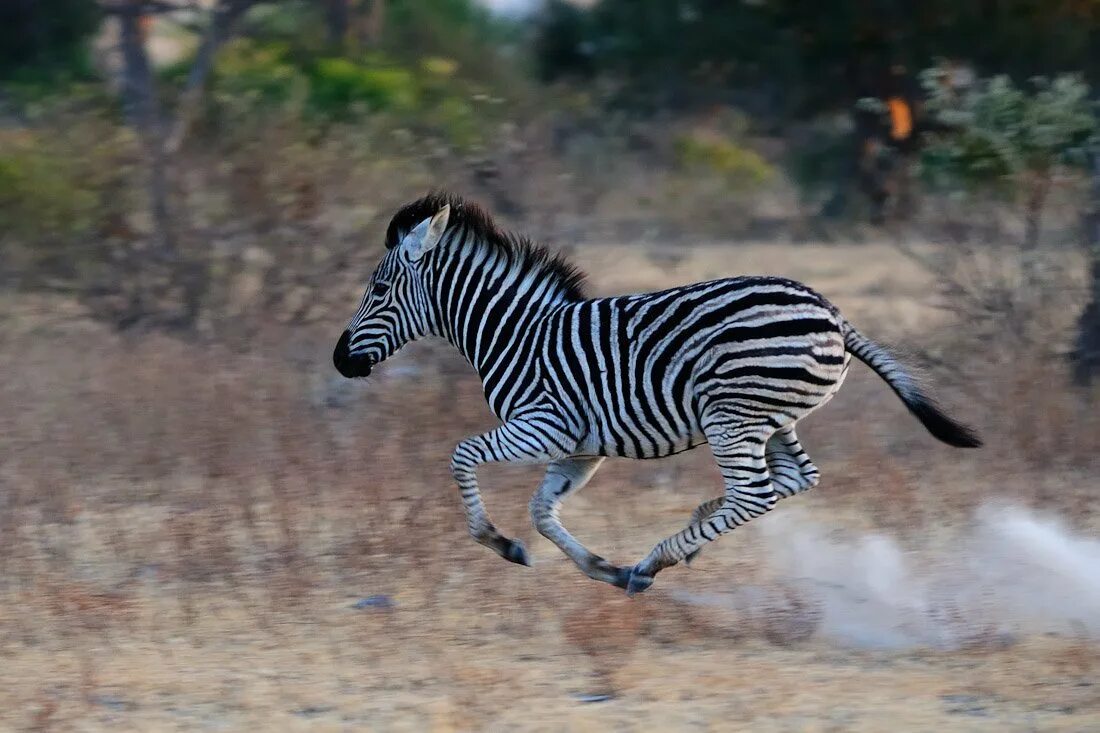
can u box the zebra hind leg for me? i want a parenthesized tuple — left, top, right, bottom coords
(682, 498, 722, 566)
(683, 425, 817, 566)
(623, 419, 776, 595)
(767, 425, 819, 499)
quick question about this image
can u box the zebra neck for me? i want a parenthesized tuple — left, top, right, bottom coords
(429, 257, 568, 379)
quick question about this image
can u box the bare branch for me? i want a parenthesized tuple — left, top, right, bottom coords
(165, 0, 259, 154)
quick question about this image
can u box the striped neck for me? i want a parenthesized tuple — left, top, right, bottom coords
(424, 232, 575, 377)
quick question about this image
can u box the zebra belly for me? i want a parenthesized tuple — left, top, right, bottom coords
(578, 420, 707, 459)
(575, 376, 708, 459)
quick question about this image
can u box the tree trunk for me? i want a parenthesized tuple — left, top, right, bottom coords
(324, 0, 350, 48)
(1023, 170, 1050, 252)
(363, 0, 385, 47)
(1072, 148, 1100, 385)
(117, 2, 215, 331)
(1019, 169, 1051, 290)
(118, 6, 173, 253)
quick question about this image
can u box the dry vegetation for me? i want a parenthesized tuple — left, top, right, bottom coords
(2, 240, 1100, 731)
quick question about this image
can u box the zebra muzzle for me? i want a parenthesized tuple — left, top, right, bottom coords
(333, 331, 374, 378)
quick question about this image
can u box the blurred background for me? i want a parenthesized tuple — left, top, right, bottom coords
(3, 1, 1100, 729)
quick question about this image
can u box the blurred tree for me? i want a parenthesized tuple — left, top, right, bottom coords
(0, 0, 101, 82)
(1074, 148, 1100, 383)
(98, 0, 270, 328)
(324, 0, 350, 46)
(915, 65, 1100, 382)
(918, 69, 1097, 251)
(166, 0, 262, 152)
(535, 1, 1100, 226)
(535, 0, 1100, 118)
(534, 0, 595, 82)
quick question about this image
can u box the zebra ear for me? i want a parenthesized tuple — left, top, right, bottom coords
(402, 205, 450, 261)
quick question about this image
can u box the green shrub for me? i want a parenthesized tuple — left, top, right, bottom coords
(307, 58, 419, 115)
(674, 131, 775, 188)
(0, 118, 136, 295)
(0, 132, 101, 240)
(784, 117, 854, 203)
(429, 95, 481, 149)
(915, 66, 1099, 249)
(205, 40, 306, 105)
(919, 69, 1098, 194)
(193, 39, 500, 149)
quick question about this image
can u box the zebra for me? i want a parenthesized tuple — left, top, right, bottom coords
(333, 192, 980, 595)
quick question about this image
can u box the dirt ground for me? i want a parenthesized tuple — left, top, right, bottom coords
(2, 241, 1098, 732)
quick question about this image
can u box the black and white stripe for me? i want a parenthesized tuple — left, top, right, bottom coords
(334, 193, 981, 594)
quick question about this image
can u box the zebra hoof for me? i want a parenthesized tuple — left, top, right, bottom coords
(502, 539, 530, 566)
(609, 565, 633, 590)
(625, 567, 654, 597)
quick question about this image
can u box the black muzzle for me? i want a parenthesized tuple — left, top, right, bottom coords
(333, 330, 373, 378)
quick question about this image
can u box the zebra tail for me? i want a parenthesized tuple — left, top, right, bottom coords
(841, 323, 982, 448)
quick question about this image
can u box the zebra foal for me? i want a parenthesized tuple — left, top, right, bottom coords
(333, 193, 980, 595)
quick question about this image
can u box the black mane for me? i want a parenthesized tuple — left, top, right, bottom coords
(385, 192, 587, 301)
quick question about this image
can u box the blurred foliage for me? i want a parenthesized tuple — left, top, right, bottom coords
(536, 0, 1100, 116)
(918, 69, 1098, 194)
(233, 0, 527, 93)
(201, 40, 307, 106)
(674, 131, 775, 188)
(3, 0, 1099, 335)
(185, 37, 500, 148)
(148, 0, 522, 150)
(0, 129, 121, 242)
(383, 0, 521, 67)
(784, 118, 853, 195)
(307, 57, 419, 114)
(0, 0, 100, 85)
(0, 118, 136, 287)
(0, 133, 99, 241)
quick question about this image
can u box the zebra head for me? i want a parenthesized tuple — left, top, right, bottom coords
(333, 204, 451, 378)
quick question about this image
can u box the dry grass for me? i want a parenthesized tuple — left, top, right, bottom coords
(2, 241, 1099, 731)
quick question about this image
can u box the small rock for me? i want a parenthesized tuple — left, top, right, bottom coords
(293, 706, 334, 718)
(941, 694, 981, 704)
(91, 694, 135, 712)
(573, 693, 613, 704)
(352, 594, 395, 610)
(942, 694, 988, 717)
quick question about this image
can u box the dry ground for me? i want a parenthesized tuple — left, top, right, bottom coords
(2, 241, 1099, 731)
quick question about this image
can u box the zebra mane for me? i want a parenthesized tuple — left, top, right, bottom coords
(384, 191, 587, 301)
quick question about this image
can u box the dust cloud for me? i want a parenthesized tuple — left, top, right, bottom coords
(677, 504, 1100, 650)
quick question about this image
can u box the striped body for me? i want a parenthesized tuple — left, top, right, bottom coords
(334, 193, 980, 594)
(470, 278, 850, 460)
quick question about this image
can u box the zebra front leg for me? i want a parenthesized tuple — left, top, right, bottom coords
(529, 457, 633, 587)
(683, 426, 818, 565)
(450, 418, 571, 566)
(624, 422, 776, 595)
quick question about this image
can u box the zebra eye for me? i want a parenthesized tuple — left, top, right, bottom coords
(371, 282, 390, 298)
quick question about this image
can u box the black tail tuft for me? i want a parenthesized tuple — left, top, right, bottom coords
(843, 323, 982, 448)
(905, 392, 983, 448)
